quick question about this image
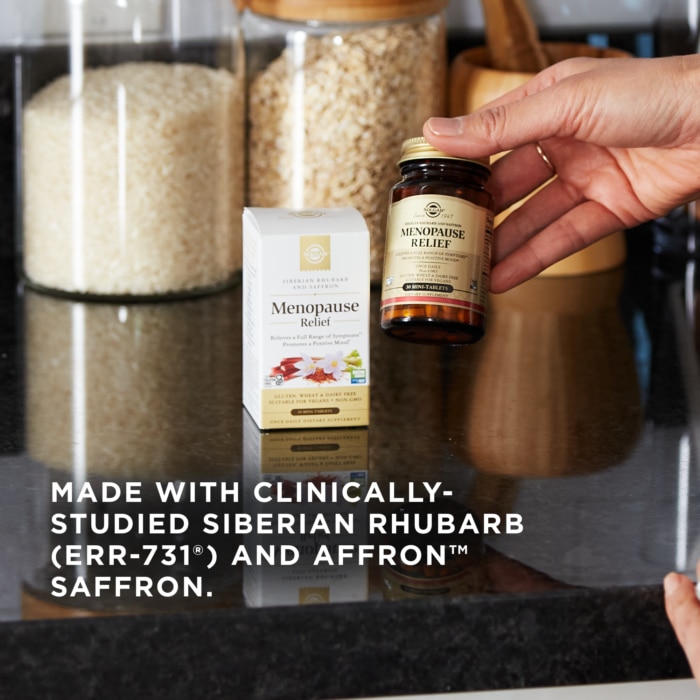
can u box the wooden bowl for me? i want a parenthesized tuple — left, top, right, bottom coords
(446, 268, 642, 477)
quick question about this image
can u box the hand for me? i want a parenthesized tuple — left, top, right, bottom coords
(424, 55, 700, 292)
(665, 566, 700, 684)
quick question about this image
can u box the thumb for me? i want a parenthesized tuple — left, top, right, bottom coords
(423, 111, 538, 161)
(664, 572, 700, 683)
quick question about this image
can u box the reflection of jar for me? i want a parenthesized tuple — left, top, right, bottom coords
(23, 286, 244, 618)
(380, 499, 485, 600)
(25, 288, 241, 480)
(369, 290, 449, 482)
(22, 469, 243, 618)
(17, 0, 245, 299)
(243, 0, 448, 284)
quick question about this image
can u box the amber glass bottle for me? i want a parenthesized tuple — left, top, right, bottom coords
(380, 137, 494, 345)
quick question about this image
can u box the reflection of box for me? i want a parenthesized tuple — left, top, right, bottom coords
(243, 413, 369, 607)
(243, 208, 370, 430)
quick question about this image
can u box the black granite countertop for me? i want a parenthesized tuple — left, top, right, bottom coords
(0, 216, 698, 698)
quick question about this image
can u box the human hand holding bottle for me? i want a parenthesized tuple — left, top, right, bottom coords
(423, 54, 700, 292)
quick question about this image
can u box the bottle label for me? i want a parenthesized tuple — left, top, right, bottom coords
(380, 194, 493, 314)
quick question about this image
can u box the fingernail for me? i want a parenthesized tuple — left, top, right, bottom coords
(427, 117, 463, 137)
(664, 572, 681, 597)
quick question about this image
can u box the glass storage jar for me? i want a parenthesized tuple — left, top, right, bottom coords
(22, 287, 243, 616)
(242, 0, 449, 284)
(16, 0, 245, 300)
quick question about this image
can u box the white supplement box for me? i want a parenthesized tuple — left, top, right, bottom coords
(243, 208, 370, 430)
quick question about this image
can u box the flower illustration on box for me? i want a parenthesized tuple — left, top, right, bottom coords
(271, 350, 365, 385)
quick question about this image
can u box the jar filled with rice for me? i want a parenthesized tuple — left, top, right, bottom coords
(242, 0, 449, 285)
(17, 0, 245, 299)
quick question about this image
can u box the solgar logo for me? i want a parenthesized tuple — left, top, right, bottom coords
(291, 210, 324, 218)
(424, 201, 444, 218)
(300, 235, 331, 271)
(304, 244, 328, 265)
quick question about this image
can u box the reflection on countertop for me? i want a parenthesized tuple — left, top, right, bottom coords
(3, 240, 699, 620)
(21, 288, 244, 618)
(1, 229, 699, 696)
(446, 267, 642, 478)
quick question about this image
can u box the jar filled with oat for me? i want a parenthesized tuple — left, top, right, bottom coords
(16, 0, 245, 299)
(243, 0, 448, 284)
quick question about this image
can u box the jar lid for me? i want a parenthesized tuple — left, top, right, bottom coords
(399, 136, 491, 171)
(244, 0, 448, 22)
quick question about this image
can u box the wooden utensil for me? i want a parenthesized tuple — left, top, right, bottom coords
(480, 0, 548, 72)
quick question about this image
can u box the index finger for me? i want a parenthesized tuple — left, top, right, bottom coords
(422, 57, 617, 158)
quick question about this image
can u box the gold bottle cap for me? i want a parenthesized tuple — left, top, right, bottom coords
(245, 0, 448, 22)
(399, 136, 491, 171)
